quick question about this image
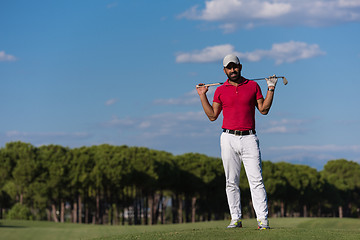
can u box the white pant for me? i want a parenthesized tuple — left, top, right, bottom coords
(220, 132, 268, 220)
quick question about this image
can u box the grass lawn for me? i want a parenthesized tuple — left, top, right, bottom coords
(1, 218, 360, 240)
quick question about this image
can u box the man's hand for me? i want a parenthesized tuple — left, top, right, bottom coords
(196, 84, 208, 95)
(196, 83, 221, 121)
(266, 75, 278, 88)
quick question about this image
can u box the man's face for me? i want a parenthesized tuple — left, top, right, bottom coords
(224, 63, 241, 81)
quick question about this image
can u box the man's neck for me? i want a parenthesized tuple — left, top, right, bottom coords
(228, 76, 244, 86)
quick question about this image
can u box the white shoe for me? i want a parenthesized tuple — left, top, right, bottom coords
(227, 219, 242, 228)
(257, 219, 270, 230)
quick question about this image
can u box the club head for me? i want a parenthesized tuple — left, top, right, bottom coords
(282, 77, 288, 85)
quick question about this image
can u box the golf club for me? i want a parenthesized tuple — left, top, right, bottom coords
(196, 76, 288, 88)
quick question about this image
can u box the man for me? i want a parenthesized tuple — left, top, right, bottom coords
(196, 54, 277, 230)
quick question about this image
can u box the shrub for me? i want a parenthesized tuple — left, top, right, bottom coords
(7, 203, 33, 220)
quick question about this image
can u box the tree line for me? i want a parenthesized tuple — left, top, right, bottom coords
(0, 141, 359, 225)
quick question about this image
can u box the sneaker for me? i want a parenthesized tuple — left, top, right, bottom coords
(227, 219, 242, 228)
(257, 219, 270, 230)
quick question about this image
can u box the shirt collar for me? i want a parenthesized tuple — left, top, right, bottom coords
(224, 77, 248, 86)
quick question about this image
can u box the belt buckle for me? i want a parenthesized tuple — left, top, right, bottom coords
(234, 130, 241, 136)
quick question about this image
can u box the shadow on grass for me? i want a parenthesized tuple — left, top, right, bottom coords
(0, 224, 27, 228)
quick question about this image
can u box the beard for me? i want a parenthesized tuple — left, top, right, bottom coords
(226, 71, 241, 82)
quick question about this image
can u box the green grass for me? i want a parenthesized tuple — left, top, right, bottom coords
(1, 218, 360, 240)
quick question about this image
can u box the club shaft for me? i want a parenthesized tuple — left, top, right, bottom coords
(196, 83, 223, 88)
(250, 76, 285, 81)
(196, 76, 287, 88)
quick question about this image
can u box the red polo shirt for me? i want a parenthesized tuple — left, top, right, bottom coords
(213, 78, 263, 131)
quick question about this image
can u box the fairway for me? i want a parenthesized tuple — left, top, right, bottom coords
(1, 218, 360, 240)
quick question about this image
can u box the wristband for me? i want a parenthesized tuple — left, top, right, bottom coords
(268, 88, 275, 92)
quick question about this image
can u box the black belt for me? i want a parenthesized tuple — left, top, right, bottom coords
(223, 128, 256, 136)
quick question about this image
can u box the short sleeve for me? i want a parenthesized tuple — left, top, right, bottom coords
(213, 88, 222, 104)
(256, 83, 263, 100)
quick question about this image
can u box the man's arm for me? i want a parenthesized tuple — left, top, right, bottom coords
(256, 89, 274, 115)
(196, 85, 222, 121)
(256, 75, 277, 115)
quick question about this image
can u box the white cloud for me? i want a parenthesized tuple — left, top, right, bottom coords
(107, 2, 118, 8)
(260, 118, 311, 134)
(1, 131, 92, 148)
(248, 41, 327, 65)
(338, 0, 360, 7)
(105, 98, 117, 106)
(219, 23, 238, 33)
(266, 41, 326, 65)
(180, 0, 360, 30)
(153, 88, 216, 106)
(102, 110, 220, 138)
(5, 131, 89, 138)
(139, 121, 151, 129)
(262, 126, 289, 133)
(176, 44, 234, 63)
(153, 97, 199, 105)
(176, 41, 325, 65)
(103, 116, 135, 127)
(103, 111, 211, 137)
(153, 92, 198, 105)
(0, 51, 17, 62)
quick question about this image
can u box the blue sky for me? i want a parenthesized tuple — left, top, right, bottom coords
(1, 0, 360, 170)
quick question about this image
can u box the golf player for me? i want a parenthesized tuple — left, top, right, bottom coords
(196, 54, 277, 230)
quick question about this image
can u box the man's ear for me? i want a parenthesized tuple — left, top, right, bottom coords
(239, 64, 242, 71)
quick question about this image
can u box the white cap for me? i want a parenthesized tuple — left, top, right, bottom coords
(223, 54, 240, 67)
